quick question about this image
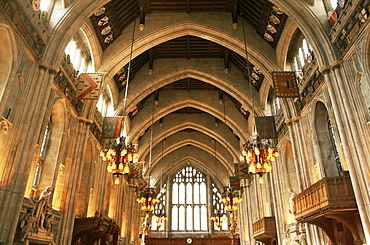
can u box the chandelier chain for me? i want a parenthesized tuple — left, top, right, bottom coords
(122, 18, 137, 117)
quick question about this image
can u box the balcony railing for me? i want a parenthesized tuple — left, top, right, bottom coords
(330, 0, 370, 58)
(252, 217, 277, 239)
(294, 172, 357, 222)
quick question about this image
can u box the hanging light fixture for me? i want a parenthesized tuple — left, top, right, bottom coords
(210, 138, 227, 230)
(219, 186, 241, 236)
(152, 208, 168, 230)
(219, 187, 242, 212)
(137, 187, 160, 212)
(219, 96, 242, 213)
(100, 19, 137, 184)
(239, 14, 279, 184)
(240, 136, 279, 174)
(100, 137, 138, 184)
(152, 139, 168, 230)
(239, 134, 279, 185)
(211, 209, 227, 231)
(137, 93, 159, 217)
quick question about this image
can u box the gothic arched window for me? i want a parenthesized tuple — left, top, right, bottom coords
(32, 122, 51, 188)
(171, 166, 207, 232)
(211, 183, 228, 231)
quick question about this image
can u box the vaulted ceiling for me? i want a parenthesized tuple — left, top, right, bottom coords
(90, 0, 289, 186)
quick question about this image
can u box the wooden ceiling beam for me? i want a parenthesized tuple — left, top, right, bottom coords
(138, 0, 151, 13)
(148, 48, 155, 71)
(222, 48, 230, 73)
(187, 36, 191, 60)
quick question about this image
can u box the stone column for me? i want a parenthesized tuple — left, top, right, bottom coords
(332, 61, 370, 242)
(0, 62, 56, 244)
(320, 61, 370, 243)
(54, 117, 92, 245)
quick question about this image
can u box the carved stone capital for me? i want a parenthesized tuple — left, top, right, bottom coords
(48, 67, 58, 75)
(319, 65, 331, 75)
(285, 119, 293, 126)
(330, 60, 343, 70)
(38, 64, 48, 71)
(37, 61, 58, 73)
(77, 117, 94, 125)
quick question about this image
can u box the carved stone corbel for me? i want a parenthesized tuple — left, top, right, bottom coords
(0, 116, 13, 134)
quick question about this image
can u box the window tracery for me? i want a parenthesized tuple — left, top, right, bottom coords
(171, 166, 207, 232)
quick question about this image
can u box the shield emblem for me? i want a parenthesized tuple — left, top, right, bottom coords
(32, 0, 40, 11)
(359, 9, 368, 23)
(328, 11, 337, 23)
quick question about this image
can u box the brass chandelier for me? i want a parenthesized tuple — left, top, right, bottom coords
(210, 209, 226, 231)
(136, 94, 160, 225)
(99, 19, 137, 184)
(240, 136, 279, 175)
(100, 137, 138, 184)
(152, 208, 168, 230)
(219, 187, 242, 212)
(239, 14, 279, 184)
(136, 187, 160, 212)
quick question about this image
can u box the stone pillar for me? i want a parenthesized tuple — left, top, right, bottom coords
(0, 62, 56, 244)
(319, 61, 370, 243)
(54, 117, 92, 245)
(285, 115, 308, 190)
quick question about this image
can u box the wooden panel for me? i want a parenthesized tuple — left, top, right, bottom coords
(146, 236, 240, 244)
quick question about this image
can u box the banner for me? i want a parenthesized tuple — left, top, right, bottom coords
(75, 73, 104, 100)
(129, 162, 144, 179)
(255, 116, 277, 139)
(272, 71, 299, 98)
(229, 176, 241, 190)
(236, 163, 250, 179)
(101, 117, 123, 139)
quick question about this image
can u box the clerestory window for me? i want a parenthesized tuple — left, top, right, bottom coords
(32, 123, 51, 188)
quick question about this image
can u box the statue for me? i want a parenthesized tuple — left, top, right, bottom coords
(287, 188, 297, 215)
(35, 186, 53, 229)
(44, 209, 54, 233)
(19, 208, 37, 242)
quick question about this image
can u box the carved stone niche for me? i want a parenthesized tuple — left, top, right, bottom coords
(16, 197, 61, 244)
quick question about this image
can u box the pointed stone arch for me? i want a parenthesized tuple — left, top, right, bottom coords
(0, 24, 17, 106)
(314, 101, 341, 177)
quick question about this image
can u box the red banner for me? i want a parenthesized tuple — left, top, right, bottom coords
(75, 73, 103, 100)
(272, 71, 300, 98)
